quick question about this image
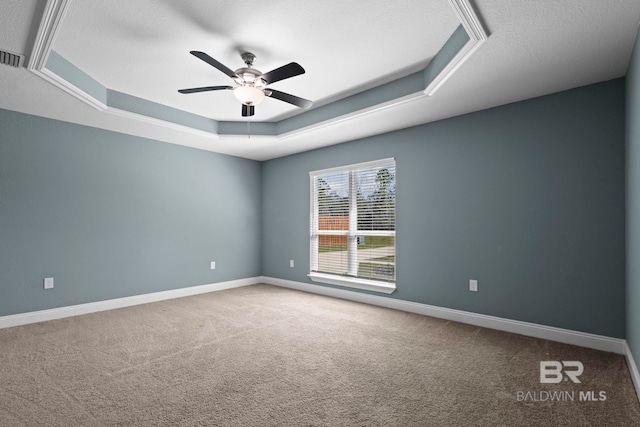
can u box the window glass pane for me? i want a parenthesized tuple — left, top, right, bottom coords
(357, 165, 395, 231)
(318, 235, 347, 251)
(317, 172, 349, 230)
(317, 235, 349, 275)
(357, 235, 395, 281)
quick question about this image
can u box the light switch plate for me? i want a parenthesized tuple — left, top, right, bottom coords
(44, 277, 54, 289)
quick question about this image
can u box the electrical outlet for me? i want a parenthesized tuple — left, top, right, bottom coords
(290, 260, 294, 268)
(44, 277, 54, 290)
(469, 279, 478, 292)
(210, 261, 216, 270)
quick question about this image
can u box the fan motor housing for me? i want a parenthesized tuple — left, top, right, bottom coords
(234, 67, 265, 86)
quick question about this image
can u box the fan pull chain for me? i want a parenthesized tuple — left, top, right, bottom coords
(247, 115, 251, 139)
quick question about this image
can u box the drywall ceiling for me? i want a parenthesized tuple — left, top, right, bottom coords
(0, 0, 639, 161)
(53, 0, 459, 122)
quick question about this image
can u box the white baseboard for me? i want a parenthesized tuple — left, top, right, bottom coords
(624, 342, 640, 402)
(262, 276, 626, 355)
(0, 277, 260, 329)
(0, 275, 629, 357)
(3, 275, 637, 399)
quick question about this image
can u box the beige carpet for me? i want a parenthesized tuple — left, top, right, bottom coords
(0, 284, 638, 426)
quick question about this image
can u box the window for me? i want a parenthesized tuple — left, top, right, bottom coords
(309, 158, 396, 294)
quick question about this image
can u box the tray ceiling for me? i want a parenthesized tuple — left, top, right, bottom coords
(53, 0, 459, 122)
(0, 1, 639, 160)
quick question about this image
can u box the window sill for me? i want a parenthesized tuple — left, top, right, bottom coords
(308, 272, 396, 294)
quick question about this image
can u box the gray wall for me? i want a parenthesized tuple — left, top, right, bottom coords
(0, 109, 262, 316)
(263, 79, 626, 338)
(627, 27, 640, 374)
(0, 77, 627, 341)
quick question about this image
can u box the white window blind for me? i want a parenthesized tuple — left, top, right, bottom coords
(309, 158, 396, 292)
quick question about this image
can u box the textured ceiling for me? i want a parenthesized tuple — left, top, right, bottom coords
(0, 1, 639, 161)
(0, 0, 41, 56)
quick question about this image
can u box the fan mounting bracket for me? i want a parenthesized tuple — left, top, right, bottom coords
(240, 52, 257, 67)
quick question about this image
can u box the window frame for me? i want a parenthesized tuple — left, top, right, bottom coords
(308, 158, 396, 294)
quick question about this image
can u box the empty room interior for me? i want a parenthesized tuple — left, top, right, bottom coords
(4, 0, 640, 425)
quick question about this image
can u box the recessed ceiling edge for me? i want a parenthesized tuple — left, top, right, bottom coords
(27, 0, 488, 147)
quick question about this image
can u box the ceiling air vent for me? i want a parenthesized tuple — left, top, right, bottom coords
(0, 49, 24, 68)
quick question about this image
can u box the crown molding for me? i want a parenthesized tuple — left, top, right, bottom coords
(278, 92, 425, 141)
(29, 0, 106, 111)
(38, 66, 107, 111)
(425, 0, 488, 96)
(28, 0, 72, 71)
(105, 106, 221, 140)
(448, 0, 488, 43)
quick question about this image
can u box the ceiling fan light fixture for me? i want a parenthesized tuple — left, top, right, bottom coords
(180, 51, 312, 116)
(233, 84, 265, 106)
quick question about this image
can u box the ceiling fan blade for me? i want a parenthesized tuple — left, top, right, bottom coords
(178, 85, 233, 94)
(266, 89, 313, 109)
(190, 51, 238, 79)
(242, 104, 255, 117)
(259, 62, 305, 85)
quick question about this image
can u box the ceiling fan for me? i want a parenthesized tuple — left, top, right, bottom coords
(178, 51, 313, 117)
